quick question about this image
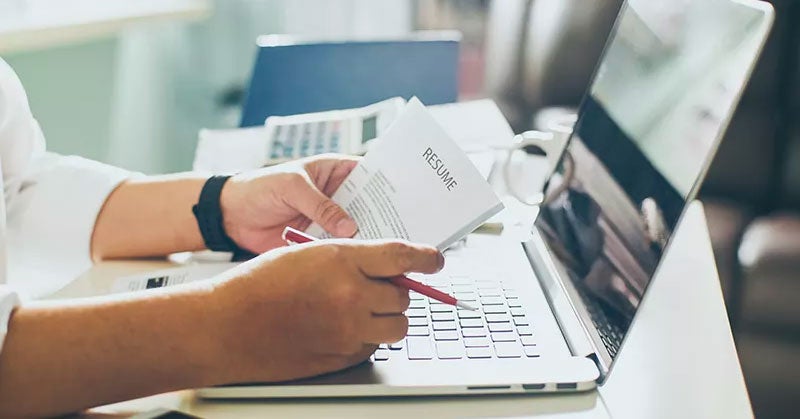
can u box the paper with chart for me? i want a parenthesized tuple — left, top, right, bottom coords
(306, 97, 504, 250)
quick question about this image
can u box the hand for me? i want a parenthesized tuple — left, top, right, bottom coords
(209, 238, 444, 384)
(219, 154, 359, 253)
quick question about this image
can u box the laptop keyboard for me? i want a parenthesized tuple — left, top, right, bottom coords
(581, 290, 625, 358)
(371, 273, 540, 362)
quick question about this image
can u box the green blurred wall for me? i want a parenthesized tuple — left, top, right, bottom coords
(4, 38, 119, 163)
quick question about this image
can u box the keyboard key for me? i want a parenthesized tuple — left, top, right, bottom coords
(459, 318, 484, 328)
(432, 312, 456, 322)
(483, 305, 509, 314)
(409, 300, 428, 309)
(452, 285, 476, 293)
(508, 299, 523, 308)
(485, 313, 511, 323)
(458, 310, 482, 319)
(513, 317, 530, 326)
(378, 343, 389, 350)
(521, 336, 536, 346)
(405, 309, 428, 318)
(478, 288, 503, 297)
(407, 326, 430, 336)
(430, 305, 454, 313)
(517, 326, 533, 336)
(480, 296, 504, 306)
(373, 349, 390, 361)
(462, 327, 488, 338)
(409, 317, 429, 327)
(488, 322, 514, 333)
(436, 341, 465, 359)
(389, 340, 404, 350)
(407, 337, 434, 360)
(494, 342, 523, 358)
(491, 332, 518, 342)
(449, 275, 473, 285)
(466, 347, 494, 359)
(463, 337, 491, 347)
(510, 308, 526, 317)
(434, 331, 459, 341)
(433, 321, 457, 331)
(524, 346, 541, 357)
(504, 291, 519, 299)
(454, 292, 477, 301)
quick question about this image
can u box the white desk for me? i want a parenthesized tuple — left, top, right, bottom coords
(0, 0, 210, 54)
(54, 197, 751, 418)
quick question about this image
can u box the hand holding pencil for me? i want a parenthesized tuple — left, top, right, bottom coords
(282, 226, 478, 311)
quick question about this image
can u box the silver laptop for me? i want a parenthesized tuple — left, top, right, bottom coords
(199, 0, 773, 399)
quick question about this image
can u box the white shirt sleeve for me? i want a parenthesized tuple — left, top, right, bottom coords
(5, 154, 133, 297)
(0, 58, 136, 353)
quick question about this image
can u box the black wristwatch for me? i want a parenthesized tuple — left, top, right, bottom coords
(192, 175, 239, 252)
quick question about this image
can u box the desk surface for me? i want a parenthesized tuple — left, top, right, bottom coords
(55, 199, 751, 419)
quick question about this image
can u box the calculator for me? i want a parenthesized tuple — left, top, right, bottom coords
(263, 97, 406, 165)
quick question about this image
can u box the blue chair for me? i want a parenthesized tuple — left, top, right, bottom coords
(240, 32, 461, 127)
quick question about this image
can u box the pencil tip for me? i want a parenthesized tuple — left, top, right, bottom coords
(456, 301, 479, 311)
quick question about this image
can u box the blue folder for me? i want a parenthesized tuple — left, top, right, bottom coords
(240, 33, 461, 127)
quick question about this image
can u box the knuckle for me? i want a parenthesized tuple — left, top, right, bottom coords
(312, 244, 344, 268)
(315, 199, 343, 224)
(391, 317, 409, 342)
(398, 291, 411, 311)
(287, 172, 306, 185)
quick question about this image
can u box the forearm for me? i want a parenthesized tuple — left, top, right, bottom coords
(0, 282, 227, 417)
(91, 173, 208, 259)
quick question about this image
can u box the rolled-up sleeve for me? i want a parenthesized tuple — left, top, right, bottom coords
(5, 154, 134, 298)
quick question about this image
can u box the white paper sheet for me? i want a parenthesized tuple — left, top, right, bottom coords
(306, 98, 504, 250)
(111, 263, 238, 294)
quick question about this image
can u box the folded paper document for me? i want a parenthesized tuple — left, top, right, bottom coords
(306, 98, 504, 250)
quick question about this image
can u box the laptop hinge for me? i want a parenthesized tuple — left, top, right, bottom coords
(523, 234, 611, 381)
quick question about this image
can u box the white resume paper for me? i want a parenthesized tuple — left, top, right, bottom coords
(306, 97, 504, 250)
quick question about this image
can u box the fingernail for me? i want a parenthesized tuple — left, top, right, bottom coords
(436, 252, 445, 271)
(336, 218, 358, 237)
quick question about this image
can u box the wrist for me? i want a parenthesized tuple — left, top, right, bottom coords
(192, 175, 241, 253)
(218, 176, 241, 246)
(190, 279, 242, 385)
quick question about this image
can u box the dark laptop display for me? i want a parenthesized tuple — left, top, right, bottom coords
(535, 0, 770, 359)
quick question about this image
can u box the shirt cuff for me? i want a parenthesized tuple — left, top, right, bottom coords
(0, 287, 20, 355)
(6, 154, 137, 298)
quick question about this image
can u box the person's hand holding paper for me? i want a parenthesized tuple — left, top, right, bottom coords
(307, 97, 504, 250)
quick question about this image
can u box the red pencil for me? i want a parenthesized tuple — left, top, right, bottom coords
(281, 226, 478, 311)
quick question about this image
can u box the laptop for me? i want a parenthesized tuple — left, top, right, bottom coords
(199, 0, 773, 399)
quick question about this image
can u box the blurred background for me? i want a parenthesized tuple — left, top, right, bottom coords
(1, 0, 797, 417)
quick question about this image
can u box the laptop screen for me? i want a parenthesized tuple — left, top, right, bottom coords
(533, 0, 770, 362)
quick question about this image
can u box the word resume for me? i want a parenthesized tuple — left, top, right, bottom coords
(306, 97, 503, 250)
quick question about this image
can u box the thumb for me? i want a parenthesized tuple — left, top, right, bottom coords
(290, 180, 357, 237)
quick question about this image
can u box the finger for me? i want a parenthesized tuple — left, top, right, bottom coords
(360, 279, 411, 314)
(323, 159, 359, 195)
(285, 177, 358, 237)
(362, 315, 409, 345)
(346, 240, 444, 277)
(305, 156, 359, 195)
(314, 344, 376, 373)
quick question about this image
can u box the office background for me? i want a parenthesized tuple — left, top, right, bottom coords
(2, 1, 798, 418)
